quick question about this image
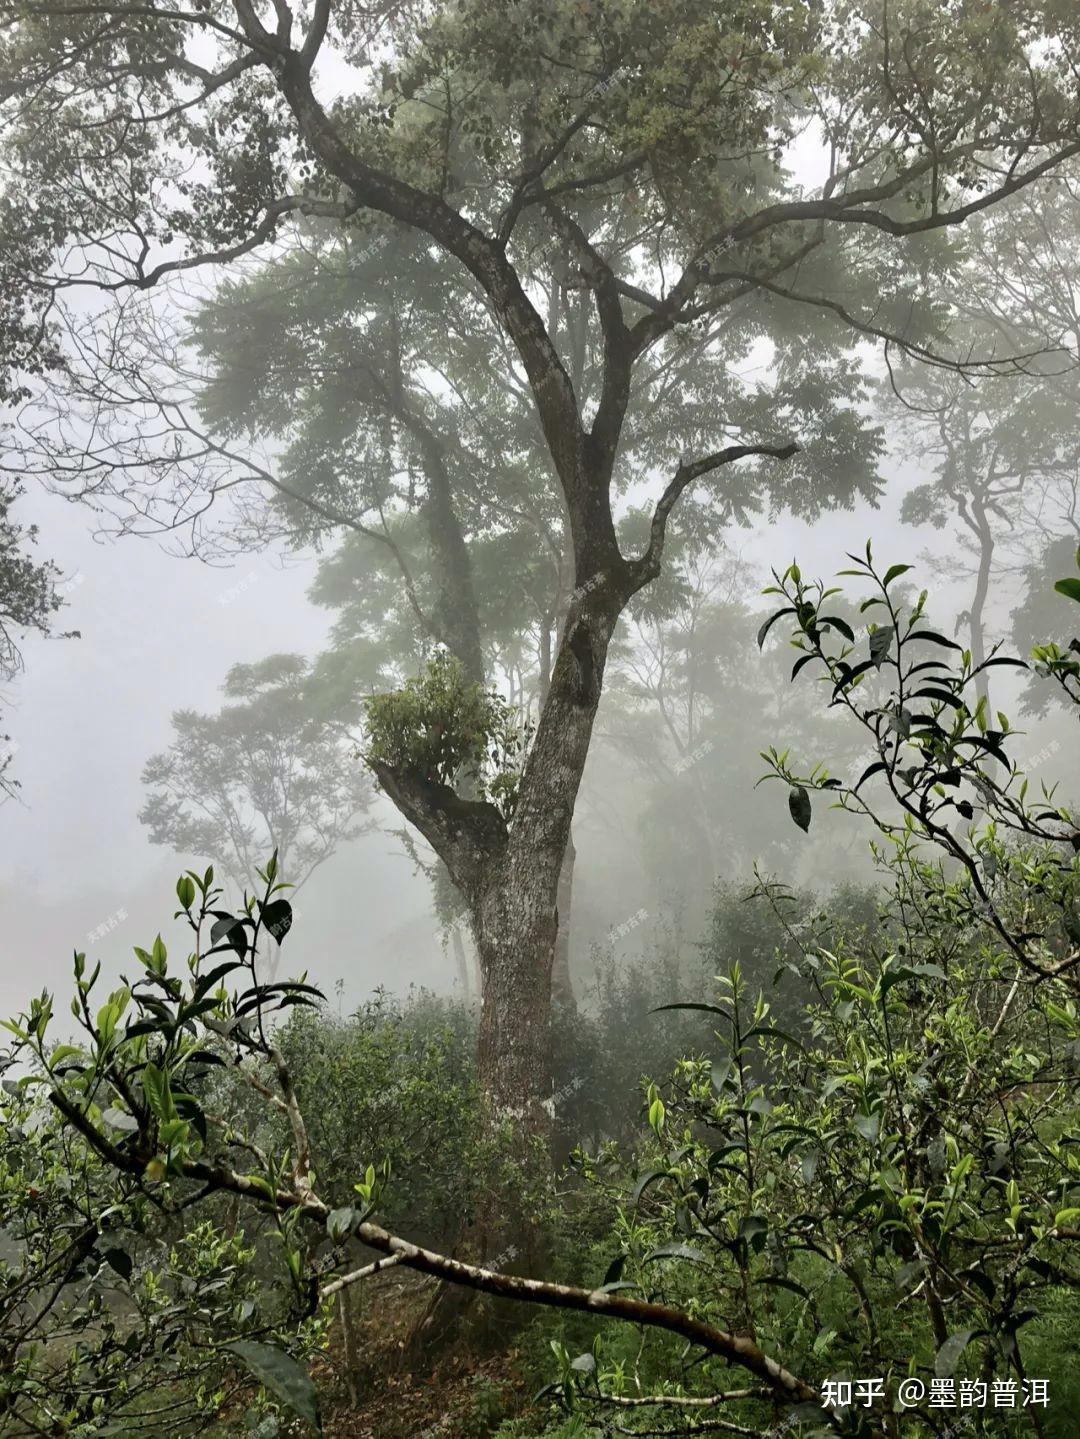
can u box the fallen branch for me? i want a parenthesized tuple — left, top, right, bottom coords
(347, 1217, 821, 1409)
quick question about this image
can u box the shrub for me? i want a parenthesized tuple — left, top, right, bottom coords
(364, 650, 532, 818)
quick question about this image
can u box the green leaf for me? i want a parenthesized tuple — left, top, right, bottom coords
(903, 630, 960, 653)
(260, 899, 293, 944)
(142, 1062, 175, 1121)
(819, 614, 856, 643)
(651, 1002, 732, 1019)
(648, 1094, 666, 1133)
(631, 1169, 669, 1206)
(869, 624, 895, 668)
(643, 1243, 709, 1266)
(102, 1247, 132, 1282)
(853, 1111, 880, 1143)
(327, 1206, 356, 1242)
(757, 607, 795, 649)
(883, 563, 913, 588)
(788, 785, 811, 832)
(880, 962, 947, 998)
(222, 1342, 321, 1432)
(935, 1329, 980, 1379)
(242, 1174, 277, 1201)
(48, 1043, 84, 1068)
(738, 1214, 769, 1248)
(96, 1002, 118, 1045)
(756, 1274, 809, 1299)
(1054, 578, 1080, 604)
(210, 914, 248, 955)
(601, 1253, 627, 1289)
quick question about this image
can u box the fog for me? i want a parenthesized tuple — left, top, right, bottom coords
(0, 23, 1077, 1044)
(2, 439, 1072, 1021)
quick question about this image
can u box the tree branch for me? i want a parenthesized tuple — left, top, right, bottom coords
(368, 761, 507, 897)
(47, 1047, 844, 1425)
(635, 443, 799, 588)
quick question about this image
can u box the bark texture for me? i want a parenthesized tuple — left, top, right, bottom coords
(551, 830, 577, 1011)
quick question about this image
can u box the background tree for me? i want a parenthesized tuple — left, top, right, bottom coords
(596, 537, 878, 935)
(888, 176, 1080, 703)
(139, 653, 374, 973)
(0, 479, 74, 800)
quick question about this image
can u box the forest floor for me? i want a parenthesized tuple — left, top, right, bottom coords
(306, 1266, 527, 1439)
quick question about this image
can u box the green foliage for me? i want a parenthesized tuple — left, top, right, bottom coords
(0, 856, 538, 1435)
(758, 546, 1078, 984)
(0, 1083, 288, 1437)
(550, 883, 878, 1154)
(364, 649, 532, 818)
(242, 991, 485, 1241)
(0, 858, 332, 1435)
(542, 857, 1080, 1433)
(222, 1342, 321, 1434)
(519, 556, 1080, 1435)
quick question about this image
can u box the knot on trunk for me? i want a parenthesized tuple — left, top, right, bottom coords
(564, 616, 603, 707)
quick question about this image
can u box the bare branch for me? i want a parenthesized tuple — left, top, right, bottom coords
(635, 443, 799, 588)
(319, 1251, 405, 1300)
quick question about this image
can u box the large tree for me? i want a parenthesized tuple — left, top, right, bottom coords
(5, 0, 1080, 1178)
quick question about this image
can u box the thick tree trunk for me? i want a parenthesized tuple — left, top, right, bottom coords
(405, 840, 569, 1349)
(469, 601, 616, 1167)
(451, 922, 472, 999)
(551, 830, 577, 1010)
(373, 588, 620, 1205)
(472, 868, 559, 1273)
(474, 863, 559, 1138)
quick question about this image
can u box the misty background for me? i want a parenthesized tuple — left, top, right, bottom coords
(2, 435, 1071, 1021)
